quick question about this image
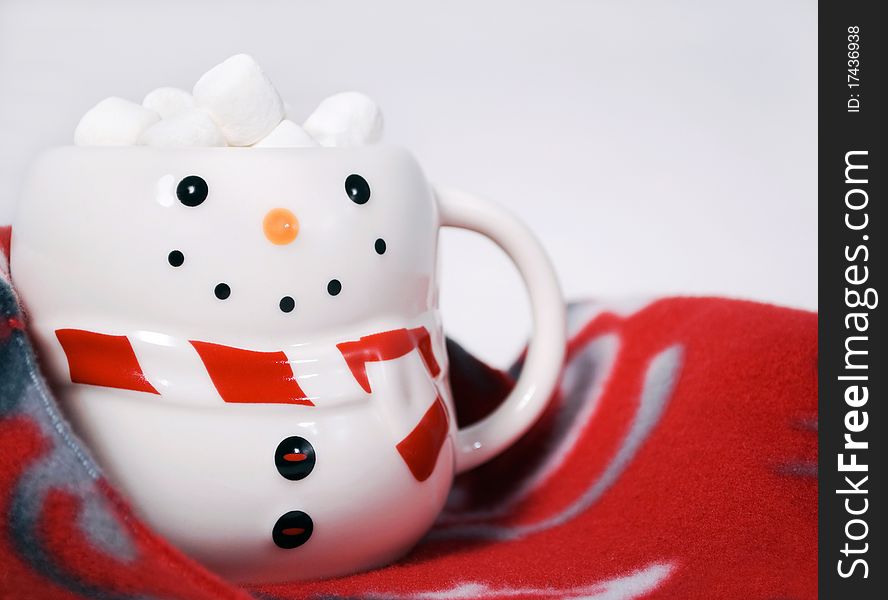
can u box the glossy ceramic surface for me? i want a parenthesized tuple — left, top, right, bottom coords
(10, 146, 565, 582)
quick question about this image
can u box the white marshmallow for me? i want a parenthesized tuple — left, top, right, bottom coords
(74, 97, 160, 146)
(142, 87, 194, 119)
(139, 108, 227, 148)
(193, 54, 284, 146)
(253, 120, 317, 148)
(303, 92, 383, 147)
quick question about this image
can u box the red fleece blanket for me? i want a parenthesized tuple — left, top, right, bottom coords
(0, 246, 817, 599)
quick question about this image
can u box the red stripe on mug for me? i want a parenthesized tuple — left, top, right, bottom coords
(336, 326, 441, 393)
(55, 329, 159, 394)
(396, 395, 450, 482)
(190, 340, 313, 406)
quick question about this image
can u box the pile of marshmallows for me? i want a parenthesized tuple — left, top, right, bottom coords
(74, 54, 383, 148)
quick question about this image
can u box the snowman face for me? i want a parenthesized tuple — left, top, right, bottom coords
(13, 146, 439, 344)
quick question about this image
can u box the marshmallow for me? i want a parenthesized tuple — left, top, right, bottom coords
(139, 108, 226, 147)
(142, 87, 195, 119)
(74, 97, 160, 146)
(303, 92, 383, 147)
(253, 120, 317, 148)
(193, 54, 284, 146)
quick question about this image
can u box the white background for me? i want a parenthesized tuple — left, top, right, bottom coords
(0, 0, 817, 365)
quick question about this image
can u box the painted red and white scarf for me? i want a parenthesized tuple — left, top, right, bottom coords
(53, 325, 449, 482)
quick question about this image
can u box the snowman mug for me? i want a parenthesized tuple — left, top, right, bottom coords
(11, 146, 565, 583)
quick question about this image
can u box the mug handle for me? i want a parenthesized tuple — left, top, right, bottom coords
(436, 187, 566, 474)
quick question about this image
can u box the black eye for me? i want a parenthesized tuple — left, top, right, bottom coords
(168, 250, 185, 267)
(177, 175, 208, 207)
(344, 174, 370, 205)
(327, 279, 342, 296)
(374, 238, 386, 255)
(214, 283, 231, 300)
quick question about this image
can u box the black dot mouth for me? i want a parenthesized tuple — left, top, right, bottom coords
(168, 250, 185, 267)
(175, 264, 345, 307)
(279, 296, 295, 313)
(214, 283, 231, 300)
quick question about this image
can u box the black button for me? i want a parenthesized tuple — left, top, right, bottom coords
(272, 510, 313, 549)
(275, 436, 316, 481)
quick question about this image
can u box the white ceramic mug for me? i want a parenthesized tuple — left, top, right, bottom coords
(11, 146, 565, 583)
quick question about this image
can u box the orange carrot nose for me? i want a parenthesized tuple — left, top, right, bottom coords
(263, 208, 300, 245)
